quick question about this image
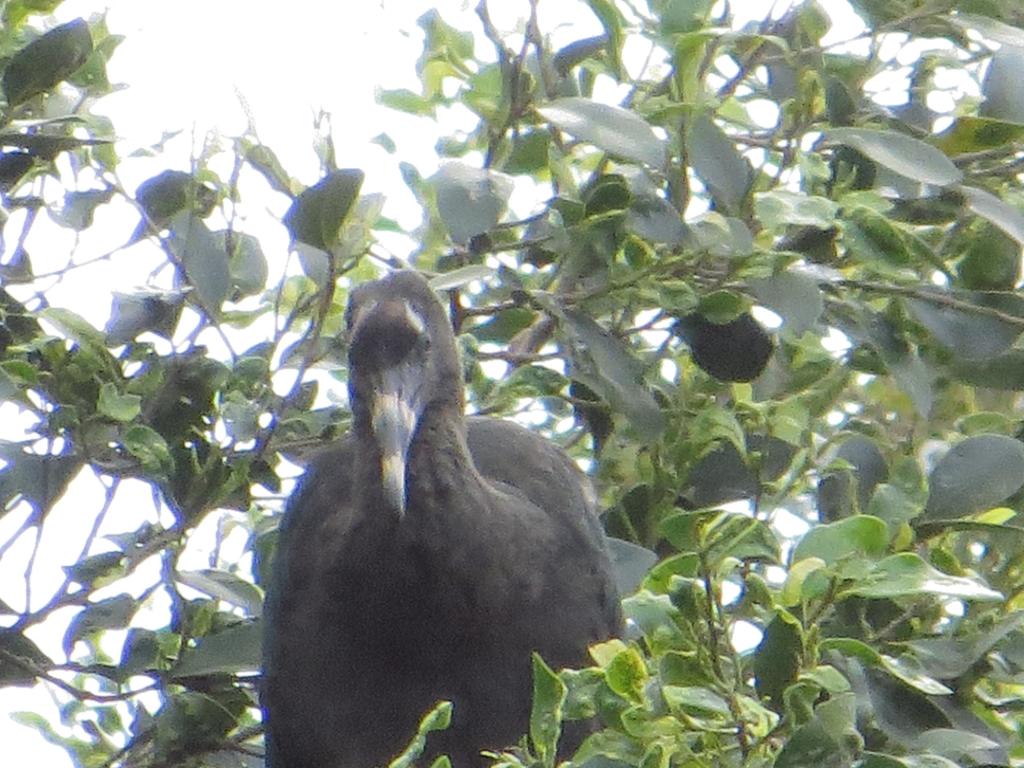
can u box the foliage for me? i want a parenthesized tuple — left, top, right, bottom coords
(1, 0, 1024, 767)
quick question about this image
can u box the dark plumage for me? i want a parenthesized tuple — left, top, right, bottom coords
(262, 271, 621, 767)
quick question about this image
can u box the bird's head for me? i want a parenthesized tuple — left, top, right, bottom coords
(345, 271, 462, 515)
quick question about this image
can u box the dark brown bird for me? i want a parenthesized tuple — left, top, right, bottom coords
(262, 270, 621, 767)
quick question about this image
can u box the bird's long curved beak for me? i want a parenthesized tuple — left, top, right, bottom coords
(370, 364, 421, 515)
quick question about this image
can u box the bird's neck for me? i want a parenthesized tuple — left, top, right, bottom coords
(405, 405, 483, 515)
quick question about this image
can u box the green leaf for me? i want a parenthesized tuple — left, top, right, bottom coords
(842, 206, 911, 266)
(662, 685, 730, 716)
(934, 116, 1024, 156)
(503, 130, 550, 174)
(122, 424, 174, 476)
(792, 515, 889, 571)
(606, 537, 658, 595)
(0, 628, 51, 687)
(63, 550, 123, 587)
(826, 127, 962, 187)
(376, 87, 438, 117)
(0, 447, 82, 512)
(3, 18, 93, 105)
(960, 185, 1024, 245)
(907, 290, 1024, 359)
(388, 700, 452, 768)
(923, 434, 1024, 520)
(754, 610, 803, 703)
(957, 223, 1021, 291)
(63, 594, 136, 655)
(97, 382, 141, 422)
(748, 270, 824, 335)
(40, 306, 106, 351)
(604, 645, 647, 703)
(906, 611, 1024, 679)
(821, 638, 951, 695)
(538, 97, 667, 170)
(775, 694, 860, 768)
(49, 187, 114, 230)
(703, 511, 781, 565)
(177, 569, 263, 617)
(584, 0, 625, 76)
(950, 13, 1024, 47)
(167, 212, 231, 312)
(687, 114, 753, 212)
(980, 44, 1024, 122)
(284, 168, 364, 250)
(135, 170, 199, 225)
(530, 653, 567, 765)
(556, 306, 664, 441)
(105, 289, 183, 344)
(848, 553, 1002, 601)
(219, 231, 268, 297)
(755, 190, 839, 230)
(659, 0, 715, 35)
(172, 620, 261, 677)
(951, 349, 1024, 390)
(431, 162, 513, 245)
(781, 557, 827, 606)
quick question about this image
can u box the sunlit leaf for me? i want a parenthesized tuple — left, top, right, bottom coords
(848, 553, 1002, 601)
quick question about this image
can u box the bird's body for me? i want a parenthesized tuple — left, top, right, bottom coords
(262, 272, 621, 767)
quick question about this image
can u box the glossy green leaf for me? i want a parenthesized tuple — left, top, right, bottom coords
(556, 306, 664, 440)
(980, 43, 1024, 122)
(907, 290, 1024, 359)
(906, 611, 1024, 679)
(960, 185, 1024, 245)
(792, 515, 888, 568)
(687, 114, 752, 212)
(951, 350, 1024, 390)
(606, 537, 658, 595)
(923, 434, 1024, 520)
(821, 638, 951, 695)
(538, 97, 667, 170)
(826, 127, 961, 186)
(848, 553, 1002, 601)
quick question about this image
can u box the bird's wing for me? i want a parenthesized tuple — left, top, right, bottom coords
(465, 416, 604, 536)
(464, 416, 622, 638)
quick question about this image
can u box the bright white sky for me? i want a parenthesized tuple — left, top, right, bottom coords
(0, 0, 869, 763)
